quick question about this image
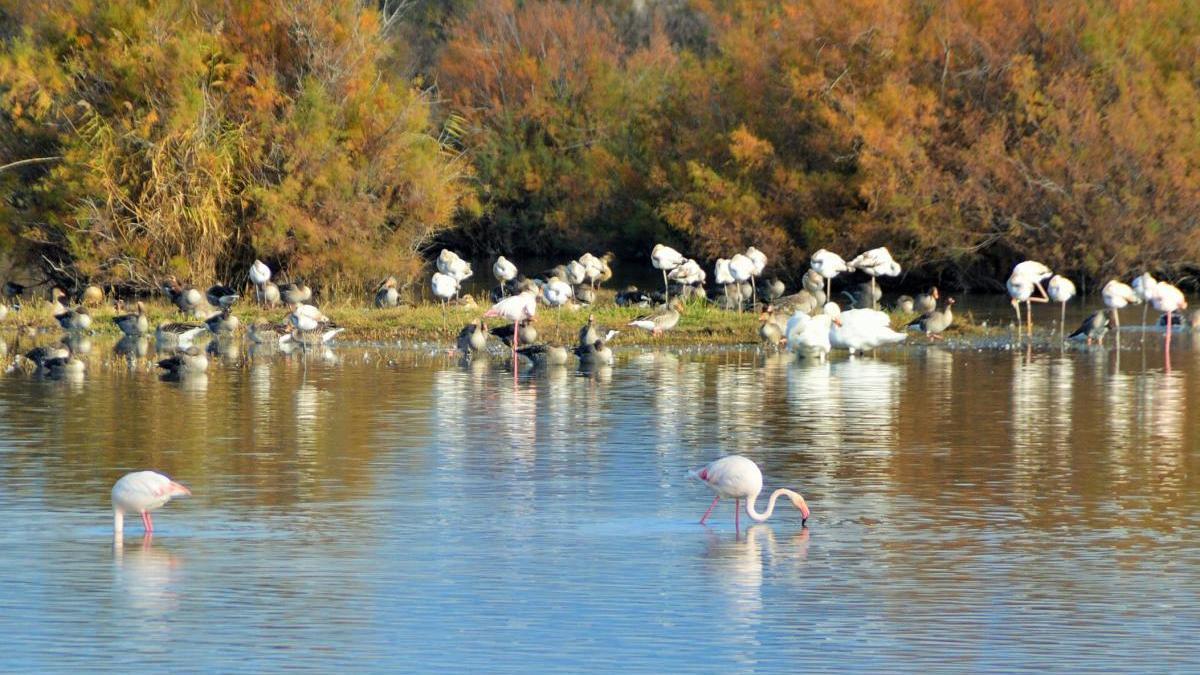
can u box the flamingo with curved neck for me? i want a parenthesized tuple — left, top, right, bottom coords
(690, 455, 810, 531)
(112, 471, 192, 537)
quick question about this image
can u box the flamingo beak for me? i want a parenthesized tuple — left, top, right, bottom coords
(833, 318, 843, 327)
(170, 482, 192, 497)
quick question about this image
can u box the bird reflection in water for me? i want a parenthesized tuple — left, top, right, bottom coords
(703, 526, 811, 622)
(114, 533, 185, 623)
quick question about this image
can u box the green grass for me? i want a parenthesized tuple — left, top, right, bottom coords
(6, 291, 993, 346)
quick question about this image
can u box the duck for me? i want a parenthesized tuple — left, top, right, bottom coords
(1068, 310, 1110, 345)
(456, 319, 489, 355)
(907, 297, 954, 339)
(206, 284, 239, 309)
(54, 305, 92, 332)
(375, 276, 400, 308)
(204, 307, 240, 336)
(573, 339, 614, 366)
(628, 298, 683, 337)
(157, 345, 209, 376)
(825, 302, 906, 354)
(113, 301, 149, 337)
(155, 322, 206, 349)
(518, 343, 571, 367)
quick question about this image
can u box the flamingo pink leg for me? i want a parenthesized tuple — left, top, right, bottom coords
(734, 498, 740, 533)
(512, 320, 519, 380)
(1166, 311, 1173, 350)
(141, 511, 153, 532)
(699, 496, 719, 524)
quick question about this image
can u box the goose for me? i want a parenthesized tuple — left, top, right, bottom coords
(1101, 279, 1141, 331)
(772, 291, 819, 316)
(54, 305, 92, 332)
(847, 246, 901, 309)
(802, 268, 826, 305)
(914, 287, 939, 315)
(651, 244, 685, 303)
(249, 319, 292, 345)
(573, 339, 614, 366)
(518, 343, 571, 367)
(844, 280, 882, 310)
(594, 252, 614, 288)
(375, 276, 400, 308)
(1046, 275, 1076, 334)
(575, 285, 596, 305)
(80, 285, 104, 307)
(157, 345, 209, 376)
(456, 319, 489, 355)
(43, 347, 85, 377)
(824, 302, 906, 354)
(895, 295, 915, 313)
(907, 298, 955, 339)
(156, 322, 206, 349)
(259, 281, 280, 308)
(758, 307, 787, 347)
(785, 310, 834, 361)
(23, 343, 70, 370)
(489, 321, 538, 348)
(1068, 310, 1110, 345)
(204, 307, 240, 336)
(615, 286, 651, 308)
(111, 471, 191, 536)
(113, 301, 149, 337)
(292, 325, 345, 347)
(756, 277, 786, 303)
(4, 281, 25, 305)
(493, 256, 518, 295)
(206, 284, 239, 309)
(279, 282, 312, 305)
(579, 315, 600, 347)
(810, 249, 849, 301)
(162, 277, 207, 316)
(1132, 272, 1158, 328)
(50, 287, 69, 315)
(628, 299, 683, 337)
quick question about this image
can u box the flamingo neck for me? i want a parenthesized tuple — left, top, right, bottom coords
(745, 488, 805, 523)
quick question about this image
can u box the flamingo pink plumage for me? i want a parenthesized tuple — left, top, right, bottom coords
(484, 289, 537, 377)
(112, 471, 192, 536)
(690, 455, 810, 531)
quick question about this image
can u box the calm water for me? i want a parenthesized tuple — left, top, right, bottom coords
(0, 317, 1198, 672)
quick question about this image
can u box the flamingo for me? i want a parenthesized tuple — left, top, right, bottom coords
(847, 247, 901, 310)
(1006, 262, 1052, 337)
(728, 254, 754, 312)
(542, 276, 574, 308)
(249, 260, 271, 304)
(578, 252, 604, 289)
(810, 249, 849, 302)
(1046, 275, 1076, 336)
(432, 271, 459, 331)
(1152, 282, 1187, 351)
(745, 247, 767, 307)
(112, 471, 192, 537)
(493, 256, 518, 297)
(1101, 279, 1140, 333)
(485, 288, 538, 377)
(651, 244, 685, 303)
(689, 455, 810, 531)
(1132, 272, 1158, 329)
(714, 258, 734, 307)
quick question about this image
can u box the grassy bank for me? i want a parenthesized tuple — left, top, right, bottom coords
(4, 291, 991, 347)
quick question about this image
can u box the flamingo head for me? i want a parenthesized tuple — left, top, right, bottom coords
(168, 481, 192, 498)
(790, 492, 811, 524)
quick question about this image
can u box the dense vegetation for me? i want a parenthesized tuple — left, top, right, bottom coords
(2, 0, 1199, 292)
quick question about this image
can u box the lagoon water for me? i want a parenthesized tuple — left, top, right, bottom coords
(0, 317, 1198, 672)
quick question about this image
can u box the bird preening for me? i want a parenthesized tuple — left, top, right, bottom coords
(112, 471, 192, 539)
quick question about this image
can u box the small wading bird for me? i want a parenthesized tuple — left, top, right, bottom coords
(111, 471, 191, 537)
(690, 455, 810, 532)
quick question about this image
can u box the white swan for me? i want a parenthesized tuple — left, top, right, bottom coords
(785, 310, 833, 360)
(823, 302, 905, 354)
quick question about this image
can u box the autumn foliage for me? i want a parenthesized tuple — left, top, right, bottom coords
(2, 0, 1199, 290)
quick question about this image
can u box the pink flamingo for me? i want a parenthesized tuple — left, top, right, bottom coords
(484, 288, 537, 377)
(1152, 282, 1187, 355)
(690, 455, 810, 531)
(112, 471, 192, 536)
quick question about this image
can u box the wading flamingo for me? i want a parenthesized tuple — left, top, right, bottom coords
(112, 471, 192, 537)
(690, 455, 810, 532)
(1046, 275, 1076, 336)
(1101, 279, 1140, 333)
(651, 244, 685, 304)
(1152, 282, 1187, 352)
(485, 288, 538, 378)
(810, 249, 849, 302)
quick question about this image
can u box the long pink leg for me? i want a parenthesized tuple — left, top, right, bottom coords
(512, 320, 519, 381)
(699, 496, 719, 524)
(734, 498, 740, 533)
(141, 511, 153, 532)
(1166, 311, 1173, 350)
